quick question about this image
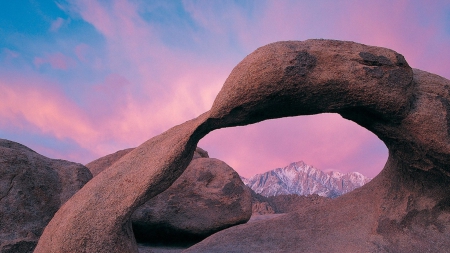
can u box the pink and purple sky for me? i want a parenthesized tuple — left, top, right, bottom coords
(1, 0, 449, 178)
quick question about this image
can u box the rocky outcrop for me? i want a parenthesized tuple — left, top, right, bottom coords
(244, 161, 371, 198)
(132, 158, 251, 245)
(36, 40, 450, 253)
(0, 139, 92, 253)
(250, 189, 276, 215)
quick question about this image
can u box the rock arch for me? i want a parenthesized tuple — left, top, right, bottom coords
(35, 40, 450, 252)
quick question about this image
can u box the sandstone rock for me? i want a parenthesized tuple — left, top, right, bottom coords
(36, 40, 450, 253)
(0, 139, 92, 252)
(131, 158, 251, 245)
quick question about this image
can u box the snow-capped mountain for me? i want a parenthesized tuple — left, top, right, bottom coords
(242, 161, 371, 198)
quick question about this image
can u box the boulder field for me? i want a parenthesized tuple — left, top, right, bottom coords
(35, 39, 450, 252)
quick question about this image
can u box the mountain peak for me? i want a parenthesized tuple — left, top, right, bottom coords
(243, 161, 371, 198)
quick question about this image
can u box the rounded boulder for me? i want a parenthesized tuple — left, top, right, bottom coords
(131, 157, 252, 245)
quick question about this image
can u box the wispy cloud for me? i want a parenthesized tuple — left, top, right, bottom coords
(0, 73, 96, 147)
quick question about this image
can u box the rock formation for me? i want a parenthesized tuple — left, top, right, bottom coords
(0, 139, 92, 253)
(250, 188, 276, 215)
(35, 39, 450, 253)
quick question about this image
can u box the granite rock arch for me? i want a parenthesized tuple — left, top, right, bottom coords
(35, 39, 450, 252)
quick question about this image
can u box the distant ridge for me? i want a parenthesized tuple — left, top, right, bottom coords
(242, 161, 371, 198)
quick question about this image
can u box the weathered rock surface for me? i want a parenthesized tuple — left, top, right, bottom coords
(36, 40, 450, 253)
(0, 139, 92, 253)
(132, 158, 251, 244)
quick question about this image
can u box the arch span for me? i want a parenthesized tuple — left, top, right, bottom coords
(35, 40, 450, 252)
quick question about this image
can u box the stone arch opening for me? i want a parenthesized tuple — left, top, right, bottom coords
(200, 113, 388, 180)
(35, 40, 450, 253)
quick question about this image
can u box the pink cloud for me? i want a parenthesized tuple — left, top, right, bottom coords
(81, 63, 226, 149)
(71, 0, 115, 38)
(34, 52, 75, 70)
(65, 0, 231, 140)
(0, 74, 97, 150)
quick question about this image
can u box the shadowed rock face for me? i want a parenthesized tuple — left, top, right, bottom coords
(35, 39, 450, 253)
(0, 139, 92, 253)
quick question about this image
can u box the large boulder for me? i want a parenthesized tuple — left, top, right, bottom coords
(132, 158, 252, 245)
(36, 40, 450, 253)
(86, 147, 251, 245)
(0, 139, 92, 253)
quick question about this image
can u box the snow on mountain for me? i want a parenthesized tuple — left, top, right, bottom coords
(242, 161, 371, 198)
